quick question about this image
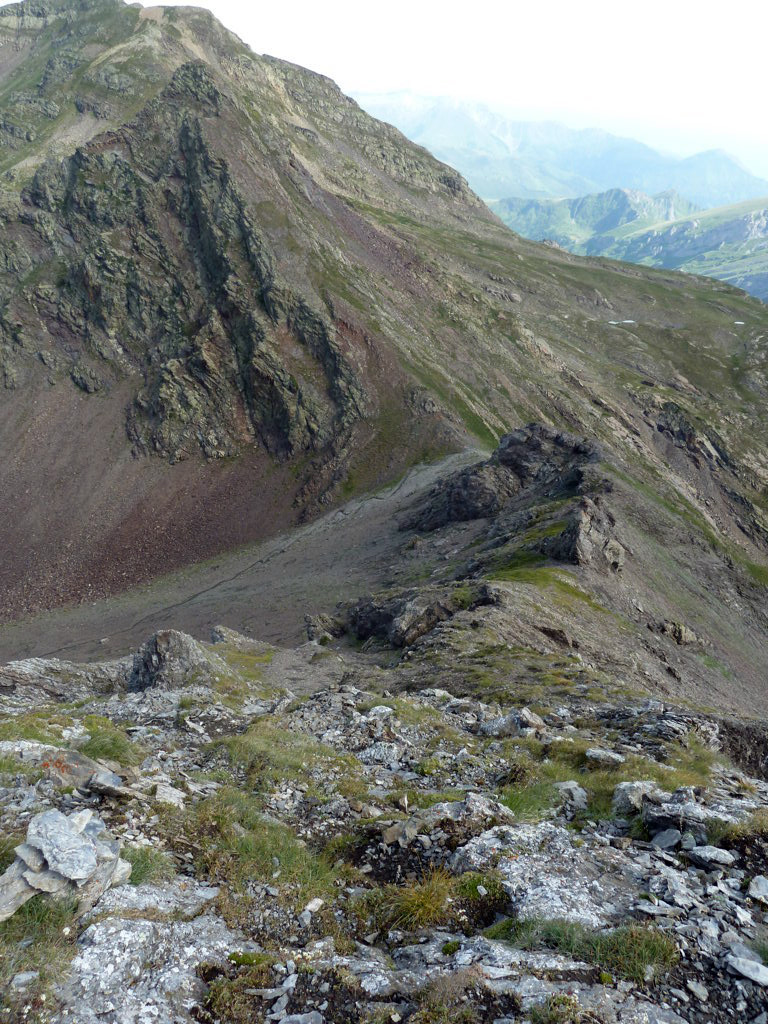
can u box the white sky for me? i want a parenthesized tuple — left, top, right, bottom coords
(28, 0, 768, 173)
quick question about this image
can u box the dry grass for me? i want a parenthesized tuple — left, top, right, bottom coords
(376, 868, 455, 930)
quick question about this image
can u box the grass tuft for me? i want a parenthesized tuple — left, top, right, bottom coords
(486, 917, 678, 983)
(375, 868, 455, 931)
(0, 893, 79, 1001)
(122, 846, 175, 886)
(80, 715, 144, 766)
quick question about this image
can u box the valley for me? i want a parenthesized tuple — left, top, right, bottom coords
(1, 2, 768, 1023)
(492, 191, 768, 303)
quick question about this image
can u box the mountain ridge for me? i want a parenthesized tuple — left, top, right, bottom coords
(356, 92, 768, 207)
(2, 4, 768, 1023)
(492, 189, 768, 302)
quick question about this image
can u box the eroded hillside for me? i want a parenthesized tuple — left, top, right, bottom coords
(0, 0, 766, 622)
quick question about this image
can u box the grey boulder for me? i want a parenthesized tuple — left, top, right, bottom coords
(0, 809, 130, 923)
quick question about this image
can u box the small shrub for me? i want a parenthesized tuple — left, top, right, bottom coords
(442, 940, 461, 955)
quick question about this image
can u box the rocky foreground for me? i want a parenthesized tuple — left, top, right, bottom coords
(2, 428, 768, 1024)
(2, 621, 768, 1024)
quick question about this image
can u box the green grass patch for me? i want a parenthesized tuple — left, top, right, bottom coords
(712, 807, 768, 844)
(745, 559, 768, 586)
(189, 788, 345, 910)
(485, 917, 678, 983)
(501, 780, 559, 821)
(205, 955, 278, 1021)
(498, 736, 719, 823)
(0, 893, 79, 1003)
(0, 833, 22, 873)
(80, 715, 144, 767)
(488, 564, 609, 615)
(0, 754, 43, 780)
(0, 711, 76, 744)
(220, 721, 367, 802)
(122, 846, 175, 886)
(752, 931, 768, 966)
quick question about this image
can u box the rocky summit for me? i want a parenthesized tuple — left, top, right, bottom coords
(1, 2, 768, 1024)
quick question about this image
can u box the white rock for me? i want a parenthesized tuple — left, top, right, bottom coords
(688, 845, 736, 869)
(748, 874, 768, 905)
(554, 780, 588, 811)
(611, 781, 659, 817)
(727, 955, 768, 985)
(686, 979, 708, 1000)
(586, 747, 625, 766)
(153, 783, 186, 808)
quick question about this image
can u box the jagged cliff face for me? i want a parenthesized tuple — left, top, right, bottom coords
(8, 64, 368, 461)
(0, 0, 767, 621)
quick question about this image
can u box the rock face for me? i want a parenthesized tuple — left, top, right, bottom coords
(128, 629, 229, 691)
(544, 496, 625, 571)
(57, 881, 246, 1022)
(0, 809, 130, 922)
(349, 591, 455, 648)
(405, 424, 600, 531)
(20, 64, 368, 464)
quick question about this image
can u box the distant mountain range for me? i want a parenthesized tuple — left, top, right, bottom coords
(491, 189, 700, 246)
(356, 93, 768, 209)
(491, 190, 768, 302)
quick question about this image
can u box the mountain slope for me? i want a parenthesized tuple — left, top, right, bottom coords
(590, 197, 768, 302)
(491, 189, 700, 248)
(0, 0, 767, 656)
(356, 92, 768, 207)
(493, 190, 768, 301)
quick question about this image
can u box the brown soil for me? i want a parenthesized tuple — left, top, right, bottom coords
(0, 448, 479, 664)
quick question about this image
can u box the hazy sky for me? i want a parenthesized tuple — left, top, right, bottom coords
(77, 1, 768, 176)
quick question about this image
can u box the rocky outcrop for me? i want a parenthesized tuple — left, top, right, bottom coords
(0, 809, 130, 922)
(348, 584, 489, 647)
(0, 655, 130, 711)
(3, 623, 768, 1022)
(6, 64, 368, 464)
(127, 629, 229, 692)
(544, 496, 626, 571)
(404, 424, 600, 531)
